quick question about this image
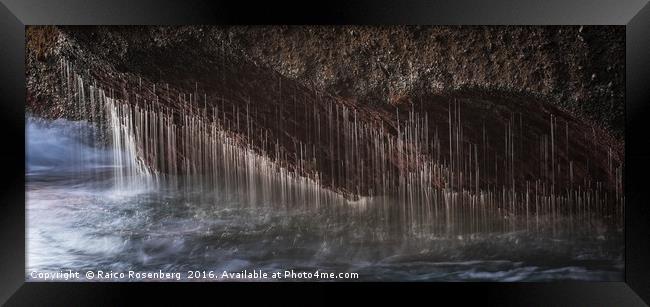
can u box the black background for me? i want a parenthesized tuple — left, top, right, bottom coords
(1, 0, 649, 305)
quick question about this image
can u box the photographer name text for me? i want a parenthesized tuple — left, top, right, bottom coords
(29, 269, 359, 281)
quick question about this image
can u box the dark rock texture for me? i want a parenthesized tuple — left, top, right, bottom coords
(227, 26, 624, 139)
(25, 26, 624, 198)
(27, 26, 625, 140)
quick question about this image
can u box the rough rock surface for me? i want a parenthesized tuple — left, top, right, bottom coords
(27, 26, 624, 138)
(229, 26, 625, 139)
(25, 26, 624, 198)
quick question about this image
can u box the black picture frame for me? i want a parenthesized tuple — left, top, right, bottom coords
(1, 0, 649, 305)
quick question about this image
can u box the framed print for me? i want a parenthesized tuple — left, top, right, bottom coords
(1, 0, 649, 305)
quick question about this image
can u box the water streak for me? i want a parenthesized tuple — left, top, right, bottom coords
(56, 58, 624, 238)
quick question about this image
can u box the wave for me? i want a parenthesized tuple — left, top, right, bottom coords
(26, 116, 113, 173)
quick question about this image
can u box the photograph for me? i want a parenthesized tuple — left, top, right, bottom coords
(25, 25, 625, 282)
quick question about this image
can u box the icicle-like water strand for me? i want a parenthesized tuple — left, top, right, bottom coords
(105, 96, 157, 191)
(58, 58, 624, 239)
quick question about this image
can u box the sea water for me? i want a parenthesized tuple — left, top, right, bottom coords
(25, 116, 623, 281)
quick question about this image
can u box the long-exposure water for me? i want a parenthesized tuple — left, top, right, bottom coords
(26, 117, 623, 281)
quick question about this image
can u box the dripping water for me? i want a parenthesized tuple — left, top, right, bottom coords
(25, 58, 624, 281)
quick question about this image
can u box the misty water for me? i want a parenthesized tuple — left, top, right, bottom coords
(26, 117, 623, 281)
